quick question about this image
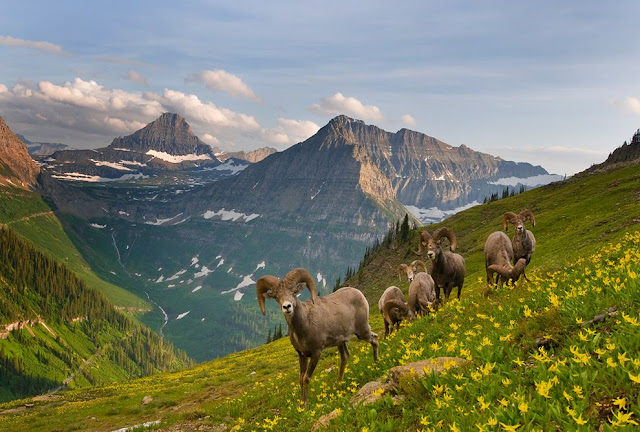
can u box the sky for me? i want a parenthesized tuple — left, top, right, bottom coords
(1, 1, 640, 176)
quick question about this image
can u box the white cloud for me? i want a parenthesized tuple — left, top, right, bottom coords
(262, 118, 320, 146)
(190, 70, 260, 101)
(0, 35, 66, 54)
(401, 114, 417, 127)
(0, 84, 7, 93)
(104, 117, 147, 133)
(202, 134, 220, 146)
(309, 92, 383, 122)
(126, 70, 148, 85)
(160, 88, 261, 131)
(612, 97, 640, 115)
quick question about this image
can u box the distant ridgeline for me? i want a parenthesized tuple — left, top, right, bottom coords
(0, 227, 193, 402)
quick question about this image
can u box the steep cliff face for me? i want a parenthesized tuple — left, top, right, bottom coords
(0, 116, 40, 186)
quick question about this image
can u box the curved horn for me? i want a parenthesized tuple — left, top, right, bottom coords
(383, 299, 409, 324)
(256, 275, 280, 315)
(284, 268, 317, 303)
(397, 264, 409, 280)
(519, 209, 536, 227)
(433, 227, 457, 251)
(487, 264, 513, 280)
(411, 259, 428, 273)
(503, 212, 518, 231)
(414, 231, 431, 255)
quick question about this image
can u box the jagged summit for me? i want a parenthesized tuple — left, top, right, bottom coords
(0, 116, 40, 186)
(109, 113, 214, 156)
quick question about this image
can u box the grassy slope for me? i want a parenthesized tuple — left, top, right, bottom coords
(1, 164, 640, 431)
(0, 185, 149, 312)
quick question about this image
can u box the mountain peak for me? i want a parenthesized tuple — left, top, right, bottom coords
(109, 112, 215, 157)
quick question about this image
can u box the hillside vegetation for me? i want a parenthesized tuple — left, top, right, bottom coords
(1, 163, 639, 431)
(0, 227, 194, 402)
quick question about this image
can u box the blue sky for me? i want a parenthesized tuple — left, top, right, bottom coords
(1, 0, 639, 175)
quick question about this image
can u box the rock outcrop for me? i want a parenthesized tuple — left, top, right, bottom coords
(0, 116, 40, 187)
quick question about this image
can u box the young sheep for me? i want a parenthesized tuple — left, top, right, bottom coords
(378, 286, 411, 336)
(414, 227, 466, 302)
(484, 231, 515, 285)
(504, 209, 536, 268)
(487, 258, 528, 287)
(398, 260, 437, 316)
(257, 268, 378, 405)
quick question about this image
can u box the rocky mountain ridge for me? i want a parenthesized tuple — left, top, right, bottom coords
(216, 147, 277, 163)
(0, 116, 40, 187)
(42, 113, 223, 182)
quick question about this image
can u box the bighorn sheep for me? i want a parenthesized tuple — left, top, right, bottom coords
(484, 231, 529, 286)
(257, 268, 378, 405)
(378, 286, 411, 336)
(487, 258, 528, 287)
(414, 227, 466, 301)
(504, 209, 536, 271)
(398, 260, 437, 316)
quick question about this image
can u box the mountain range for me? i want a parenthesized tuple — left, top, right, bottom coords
(29, 113, 562, 360)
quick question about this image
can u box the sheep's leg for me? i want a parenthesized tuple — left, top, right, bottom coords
(301, 352, 321, 405)
(337, 343, 349, 381)
(456, 284, 463, 299)
(384, 319, 390, 337)
(297, 352, 309, 394)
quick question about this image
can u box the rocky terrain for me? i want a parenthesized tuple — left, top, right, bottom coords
(0, 116, 40, 187)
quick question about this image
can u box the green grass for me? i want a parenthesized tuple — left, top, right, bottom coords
(1, 163, 640, 431)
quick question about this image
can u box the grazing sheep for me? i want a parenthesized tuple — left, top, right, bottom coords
(398, 260, 437, 316)
(484, 231, 515, 285)
(414, 227, 466, 301)
(503, 210, 536, 269)
(487, 258, 528, 287)
(257, 268, 378, 405)
(408, 272, 437, 316)
(378, 286, 411, 336)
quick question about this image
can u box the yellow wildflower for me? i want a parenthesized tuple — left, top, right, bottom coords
(572, 414, 588, 425)
(499, 422, 521, 432)
(476, 396, 490, 411)
(629, 371, 640, 383)
(618, 352, 630, 366)
(610, 410, 639, 427)
(498, 398, 509, 407)
(613, 397, 627, 410)
(488, 417, 498, 426)
(518, 401, 528, 413)
(563, 390, 573, 402)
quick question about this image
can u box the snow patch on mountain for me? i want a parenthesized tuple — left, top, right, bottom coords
(203, 209, 260, 222)
(89, 159, 134, 171)
(146, 150, 212, 163)
(488, 174, 563, 187)
(405, 201, 481, 224)
(176, 311, 190, 320)
(51, 172, 149, 182)
(213, 160, 248, 174)
(90, 223, 106, 229)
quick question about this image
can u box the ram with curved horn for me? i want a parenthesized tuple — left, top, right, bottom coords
(257, 268, 378, 405)
(503, 209, 536, 275)
(378, 286, 412, 336)
(398, 260, 437, 316)
(414, 227, 465, 302)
